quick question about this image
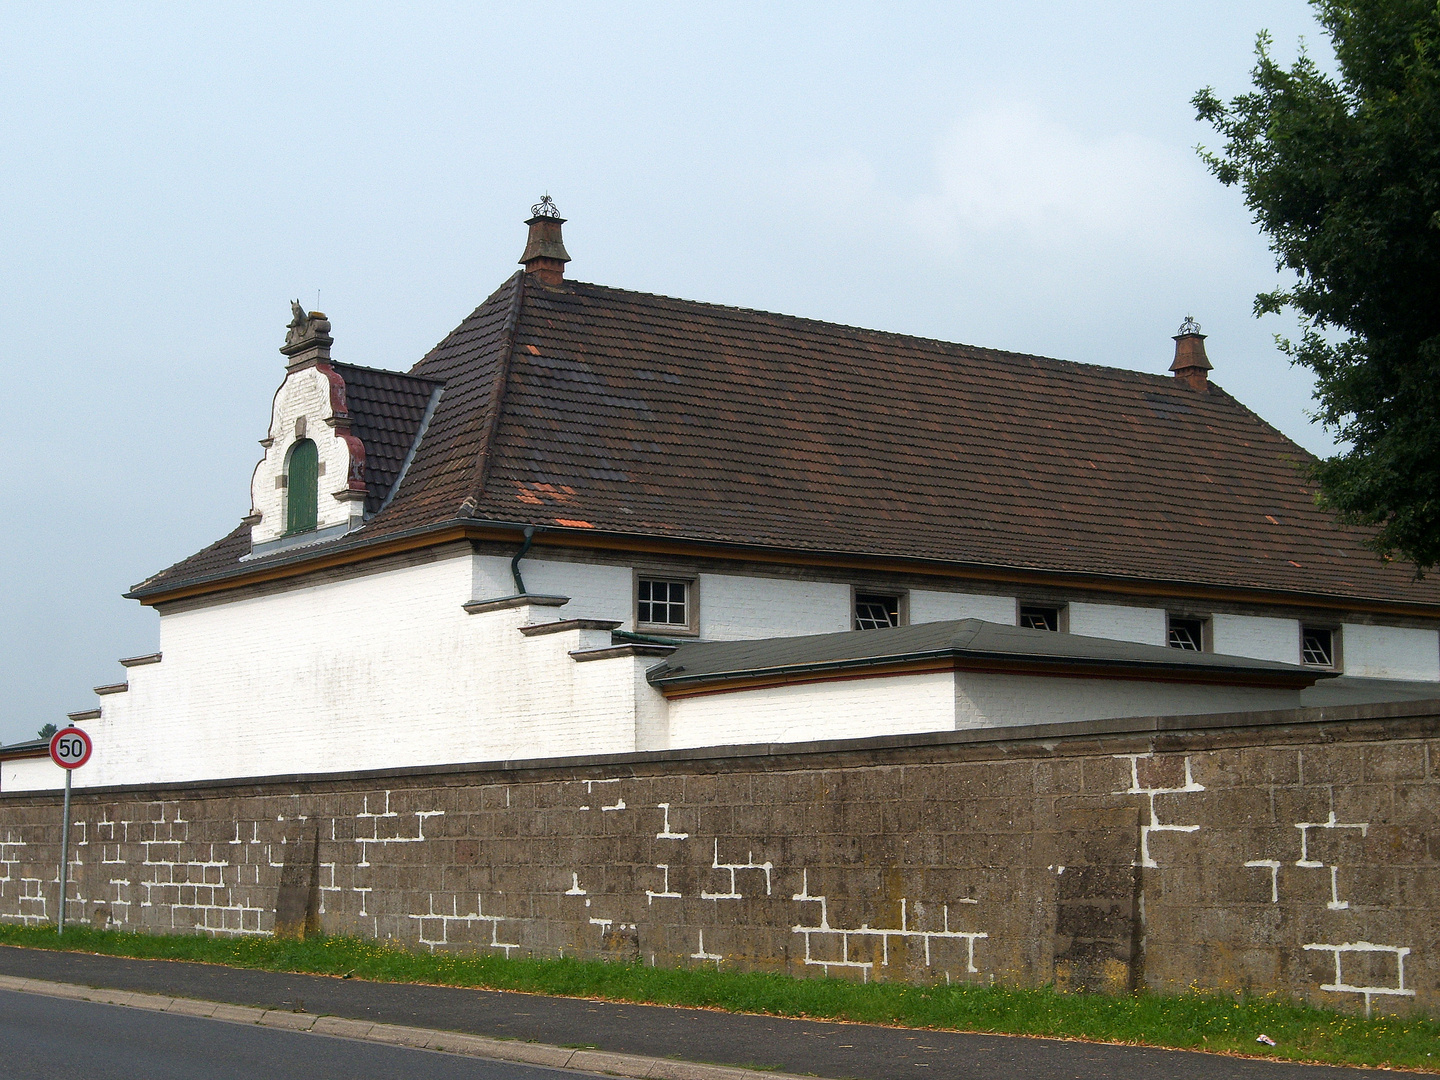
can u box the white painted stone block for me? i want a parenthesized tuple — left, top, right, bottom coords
(51, 554, 649, 790)
(1342, 624, 1440, 681)
(1212, 614, 1301, 665)
(2, 756, 61, 793)
(500, 558, 633, 626)
(698, 575, 850, 639)
(954, 672, 1301, 728)
(1068, 603, 1166, 646)
(667, 672, 955, 750)
(632, 662, 671, 752)
(22, 526, 1437, 795)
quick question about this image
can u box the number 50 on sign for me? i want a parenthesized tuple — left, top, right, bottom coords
(49, 728, 92, 769)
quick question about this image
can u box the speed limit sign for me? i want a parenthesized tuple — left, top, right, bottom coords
(49, 727, 92, 770)
(49, 724, 91, 934)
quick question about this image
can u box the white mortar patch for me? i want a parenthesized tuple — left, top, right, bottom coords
(790, 869, 986, 983)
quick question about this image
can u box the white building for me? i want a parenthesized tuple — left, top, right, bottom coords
(7, 202, 1439, 791)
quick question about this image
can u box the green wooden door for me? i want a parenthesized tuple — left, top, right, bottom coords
(286, 439, 319, 534)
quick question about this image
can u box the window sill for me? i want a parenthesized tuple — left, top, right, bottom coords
(636, 622, 699, 638)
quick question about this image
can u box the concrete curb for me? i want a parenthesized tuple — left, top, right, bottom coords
(0, 974, 803, 1080)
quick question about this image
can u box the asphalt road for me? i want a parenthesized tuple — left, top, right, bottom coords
(0, 988, 610, 1080)
(0, 947, 1394, 1079)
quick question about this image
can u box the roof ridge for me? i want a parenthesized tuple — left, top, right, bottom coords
(467, 271, 527, 510)
(330, 359, 443, 383)
(559, 279, 1186, 385)
(409, 271, 524, 375)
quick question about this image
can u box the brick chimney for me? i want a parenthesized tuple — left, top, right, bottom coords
(1170, 316, 1212, 391)
(519, 195, 571, 286)
(279, 302, 333, 369)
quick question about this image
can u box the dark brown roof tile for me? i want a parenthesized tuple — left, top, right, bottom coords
(134, 274, 1440, 608)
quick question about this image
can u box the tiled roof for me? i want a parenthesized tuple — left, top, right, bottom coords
(330, 363, 441, 515)
(133, 272, 1440, 608)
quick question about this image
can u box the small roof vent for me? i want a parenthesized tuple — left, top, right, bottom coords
(1170, 315, 1212, 391)
(519, 195, 571, 286)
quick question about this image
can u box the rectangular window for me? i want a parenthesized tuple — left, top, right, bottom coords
(1301, 626, 1336, 667)
(1167, 615, 1208, 652)
(854, 592, 901, 630)
(1019, 604, 1063, 632)
(637, 578, 690, 629)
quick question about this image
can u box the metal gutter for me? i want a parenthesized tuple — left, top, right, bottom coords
(125, 517, 494, 601)
(127, 517, 1440, 619)
(510, 526, 538, 594)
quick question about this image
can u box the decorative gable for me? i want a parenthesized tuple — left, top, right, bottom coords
(246, 308, 367, 554)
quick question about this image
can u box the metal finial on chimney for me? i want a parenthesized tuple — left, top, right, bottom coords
(1177, 315, 1202, 337)
(520, 196, 571, 285)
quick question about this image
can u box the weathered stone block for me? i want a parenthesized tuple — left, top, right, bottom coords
(2, 711, 1433, 1012)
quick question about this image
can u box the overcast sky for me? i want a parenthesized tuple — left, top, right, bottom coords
(0, 2, 1336, 744)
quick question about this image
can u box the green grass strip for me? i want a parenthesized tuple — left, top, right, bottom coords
(1, 924, 1435, 1071)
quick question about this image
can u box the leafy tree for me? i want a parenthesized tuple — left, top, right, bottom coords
(1194, 0, 1440, 569)
(36, 722, 57, 741)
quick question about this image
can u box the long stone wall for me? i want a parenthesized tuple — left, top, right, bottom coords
(1, 701, 1435, 1017)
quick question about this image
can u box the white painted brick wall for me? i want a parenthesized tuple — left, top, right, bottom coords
(470, 553, 518, 601)
(1212, 614, 1301, 665)
(58, 556, 645, 791)
(1068, 603, 1167, 646)
(633, 661, 671, 751)
(955, 673, 1302, 728)
(472, 560, 857, 639)
(2, 757, 59, 792)
(22, 546, 1434, 794)
(475, 556, 634, 626)
(1342, 624, 1440, 680)
(698, 575, 850, 639)
(908, 590, 1017, 625)
(250, 367, 362, 545)
(667, 672, 955, 749)
(668, 668, 1304, 749)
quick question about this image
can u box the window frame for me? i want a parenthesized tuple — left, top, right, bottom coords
(283, 437, 320, 536)
(633, 570, 700, 637)
(1300, 624, 1342, 670)
(851, 587, 909, 631)
(1017, 601, 1067, 633)
(1166, 612, 1212, 653)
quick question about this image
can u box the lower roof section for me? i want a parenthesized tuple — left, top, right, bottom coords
(646, 618, 1334, 696)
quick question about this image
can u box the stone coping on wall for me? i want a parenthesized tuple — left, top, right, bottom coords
(5, 696, 1436, 802)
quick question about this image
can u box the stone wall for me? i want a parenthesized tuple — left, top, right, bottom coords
(1, 701, 1435, 1017)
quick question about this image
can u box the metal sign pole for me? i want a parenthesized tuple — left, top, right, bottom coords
(57, 768, 71, 935)
(48, 725, 91, 936)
